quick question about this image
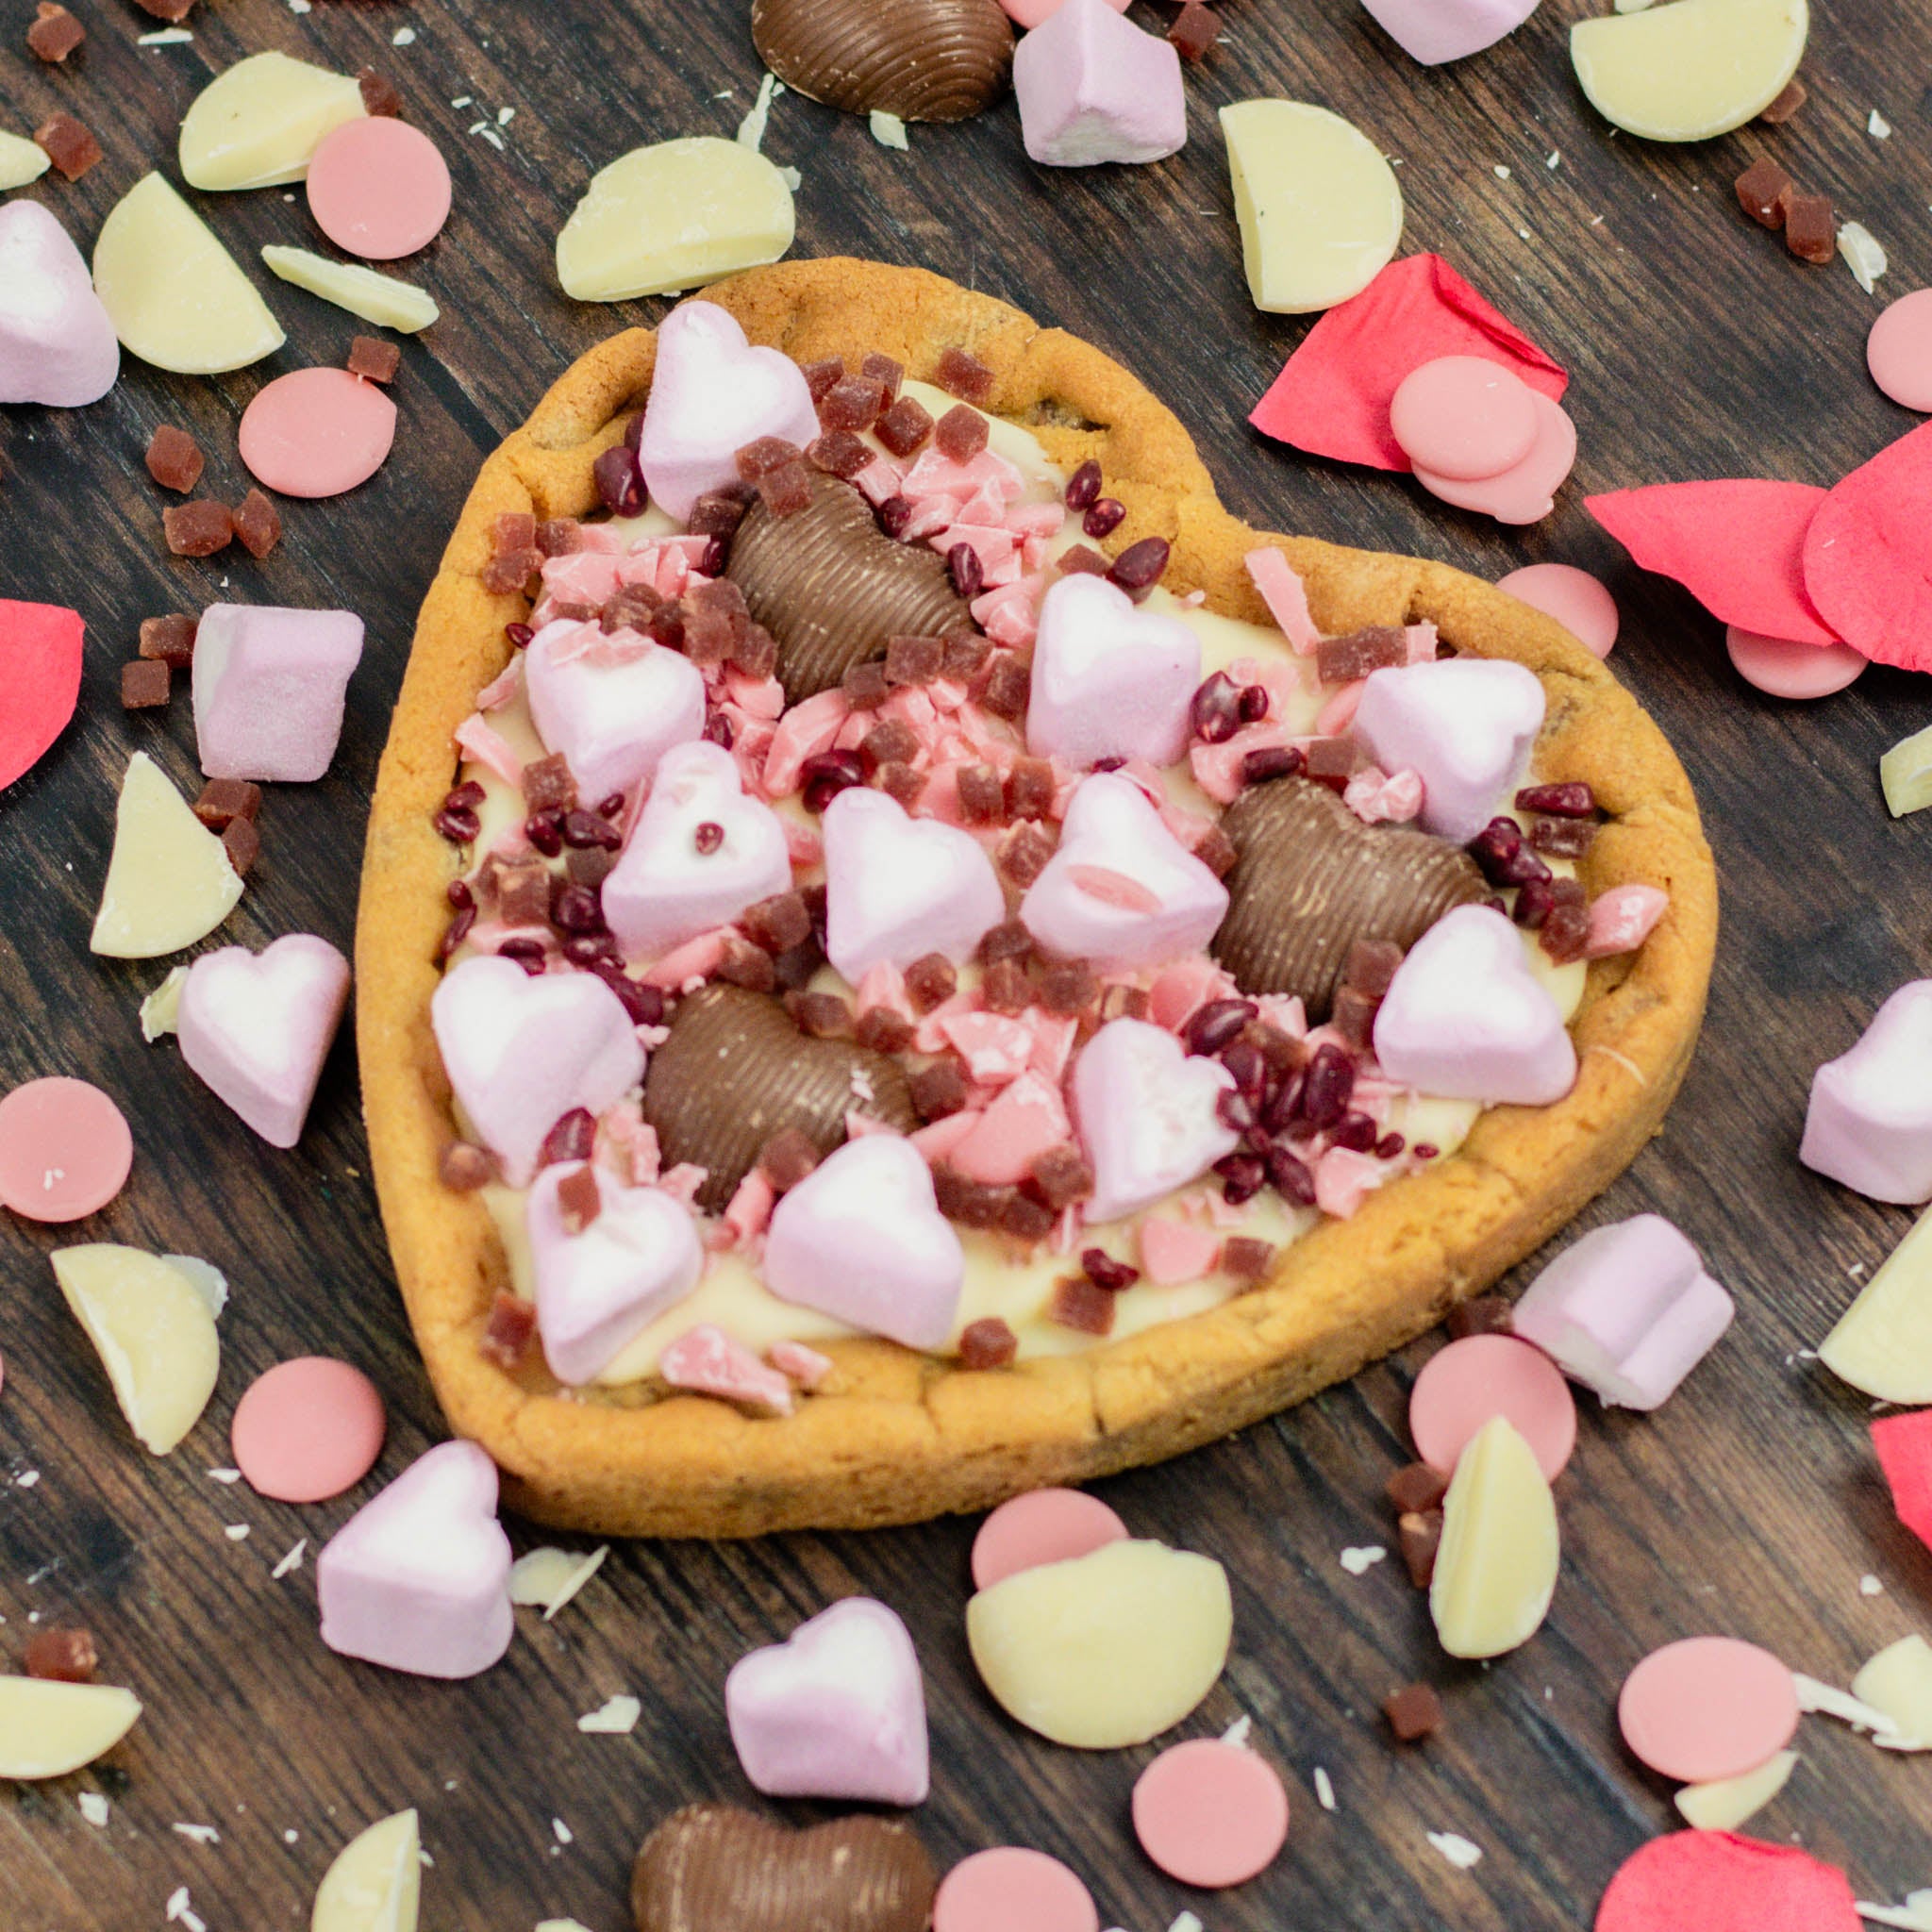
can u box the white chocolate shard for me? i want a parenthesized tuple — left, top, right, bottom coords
(1570, 0, 1809, 143)
(1792, 1672, 1900, 1735)
(1881, 725, 1932, 819)
(0, 128, 51, 190)
(141, 965, 190, 1041)
(311, 1809, 422, 1932)
(1430, 1415, 1560, 1659)
(1820, 1208, 1932, 1404)
(0, 1678, 142, 1779)
(92, 752, 244, 958)
(180, 52, 367, 191)
(1855, 1636, 1932, 1750)
(507, 1544, 608, 1619)
(576, 1694, 641, 1734)
(1674, 1748, 1798, 1829)
(260, 247, 440, 334)
(51, 1243, 222, 1455)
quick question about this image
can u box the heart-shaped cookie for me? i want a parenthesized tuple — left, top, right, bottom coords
(1026, 573, 1200, 770)
(0, 201, 119, 408)
(1073, 1017, 1241, 1222)
(525, 618, 708, 805)
(1801, 979, 1932, 1204)
(632, 1804, 936, 1932)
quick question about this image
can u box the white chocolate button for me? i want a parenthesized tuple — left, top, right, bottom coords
(51, 1243, 222, 1455)
(0, 1678, 142, 1779)
(1881, 724, 1932, 819)
(0, 128, 51, 190)
(556, 137, 795, 303)
(311, 1809, 422, 1932)
(1820, 1206, 1932, 1404)
(1428, 1414, 1559, 1659)
(93, 175, 285, 375)
(1674, 1749, 1798, 1830)
(261, 247, 440, 334)
(1219, 99, 1404, 314)
(1570, 0, 1809, 143)
(965, 1538, 1233, 1748)
(179, 51, 367, 192)
(91, 752, 244, 958)
(1853, 1636, 1932, 1749)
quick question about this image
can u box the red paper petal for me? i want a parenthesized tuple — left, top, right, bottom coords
(1803, 419, 1932, 675)
(0, 599, 84, 792)
(1595, 1833, 1859, 1932)
(1873, 1410, 1932, 1553)
(1249, 254, 1569, 474)
(1585, 481, 1839, 648)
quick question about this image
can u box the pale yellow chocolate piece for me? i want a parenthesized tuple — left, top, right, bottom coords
(0, 128, 51, 190)
(92, 752, 244, 959)
(1854, 1636, 1932, 1750)
(1820, 1207, 1932, 1405)
(1881, 724, 1932, 819)
(0, 1678, 142, 1780)
(507, 1544, 608, 1619)
(179, 51, 367, 191)
(93, 175, 286, 375)
(52, 1243, 222, 1455)
(1429, 1415, 1559, 1659)
(1674, 1748, 1797, 1829)
(261, 247, 441, 334)
(140, 965, 189, 1042)
(1571, 0, 1809, 142)
(555, 137, 795, 303)
(1219, 100, 1404, 315)
(311, 1809, 422, 1932)
(965, 1539, 1232, 1749)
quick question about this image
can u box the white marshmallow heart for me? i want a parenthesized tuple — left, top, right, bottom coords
(524, 617, 708, 805)
(725, 1597, 929, 1806)
(1073, 1017, 1241, 1223)
(175, 933, 350, 1148)
(1026, 574, 1201, 769)
(762, 1136, 964, 1351)
(1372, 904, 1576, 1105)
(1352, 658, 1546, 845)
(638, 300, 821, 523)
(1801, 980, 1932, 1205)
(1020, 773, 1228, 971)
(0, 201, 119, 408)
(527, 1163, 703, 1384)
(430, 955, 646, 1186)
(600, 740, 792, 960)
(822, 786, 1006, 983)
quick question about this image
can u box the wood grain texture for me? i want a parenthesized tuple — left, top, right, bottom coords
(0, 0, 1926, 1926)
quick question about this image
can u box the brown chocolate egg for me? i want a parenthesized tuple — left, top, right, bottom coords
(727, 471, 972, 703)
(633, 1804, 937, 1932)
(750, 0, 1014, 124)
(1213, 775, 1487, 1019)
(641, 983, 918, 1210)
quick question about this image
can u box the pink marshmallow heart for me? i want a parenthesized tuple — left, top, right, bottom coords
(1372, 904, 1576, 1105)
(316, 1441, 514, 1680)
(1512, 1214, 1733, 1410)
(0, 201, 119, 408)
(1351, 657, 1545, 844)
(1073, 1017, 1241, 1222)
(1801, 980, 1932, 1204)
(175, 934, 350, 1149)
(822, 786, 1006, 982)
(527, 1163, 704, 1384)
(430, 954, 645, 1186)
(191, 604, 366, 783)
(725, 1597, 929, 1806)
(638, 300, 821, 523)
(524, 617, 708, 804)
(1012, 0, 1188, 167)
(1358, 0, 1541, 65)
(762, 1136, 964, 1350)
(1020, 772, 1228, 971)
(601, 740, 791, 961)
(1025, 573, 1201, 769)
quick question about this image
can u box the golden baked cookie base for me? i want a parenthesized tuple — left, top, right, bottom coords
(357, 258, 1717, 1538)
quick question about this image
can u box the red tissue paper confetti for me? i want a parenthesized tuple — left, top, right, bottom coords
(1249, 253, 1569, 474)
(1585, 480, 1839, 648)
(1595, 1832, 1860, 1932)
(1803, 418, 1932, 675)
(1873, 1409, 1932, 1555)
(0, 599, 85, 792)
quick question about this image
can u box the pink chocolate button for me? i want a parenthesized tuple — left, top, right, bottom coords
(1408, 1333, 1576, 1481)
(1132, 1739, 1289, 1888)
(0, 1077, 133, 1223)
(306, 117, 452, 260)
(1391, 356, 1540, 482)
(1868, 288, 1932, 413)
(1725, 625, 1867, 700)
(1496, 563, 1620, 658)
(239, 368, 398, 499)
(971, 1488, 1129, 1591)
(230, 1357, 386, 1503)
(1412, 390, 1576, 525)
(1617, 1636, 1799, 1784)
(934, 1848, 1099, 1932)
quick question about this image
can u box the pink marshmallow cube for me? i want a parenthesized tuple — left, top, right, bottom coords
(191, 604, 366, 783)
(1074, 1017, 1241, 1223)
(0, 202, 119, 408)
(1026, 574, 1202, 769)
(524, 618, 708, 804)
(1358, 0, 1542, 65)
(1801, 980, 1932, 1205)
(1013, 0, 1188, 168)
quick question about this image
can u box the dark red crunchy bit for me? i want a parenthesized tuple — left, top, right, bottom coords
(997, 822, 1055, 890)
(1082, 1247, 1139, 1291)
(522, 752, 576, 813)
(821, 375, 888, 433)
(496, 862, 551, 928)
(941, 631, 991, 682)
(715, 934, 776, 991)
(25, 1626, 98, 1683)
(121, 660, 171, 709)
(885, 632, 944, 685)
(981, 958, 1032, 1015)
(874, 394, 935, 458)
(1168, 2, 1221, 58)
(163, 500, 234, 558)
(757, 460, 813, 519)
(842, 658, 891, 709)
(935, 404, 989, 463)
(440, 1141, 492, 1191)
(956, 762, 1005, 825)
(958, 1317, 1019, 1370)
(979, 655, 1030, 721)
(358, 65, 404, 117)
(1784, 192, 1836, 263)
(904, 951, 958, 1014)
(935, 344, 995, 404)
(932, 1167, 1006, 1227)
(602, 583, 661, 635)
(1446, 1293, 1513, 1340)
(139, 613, 197, 666)
(480, 1290, 538, 1367)
(145, 425, 204, 493)
(799, 356, 844, 402)
(135, 0, 193, 18)
(856, 1006, 914, 1055)
(192, 778, 259, 831)
(35, 111, 102, 179)
(910, 1058, 969, 1123)
(537, 517, 582, 556)
(233, 489, 283, 560)
(1399, 1510, 1443, 1588)
(27, 4, 85, 61)
(859, 717, 919, 773)
(1001, 1191, 1055, 1241)
(1387, 1460, 1449, 1514)
(743, 891, 811, 954)
(690, 487, 751, 538)
(1345, 937, 1404, 997)
(221, 815, 259, 878)
(349, 334, 403, 383)
(1735, 158, 1793, 229)
(731, 621, 776, 679)
(807, 429, 873, 479)
(1317, 625, 1407, 684)
(735, 435, 800, 479)
(1759, 76, 1807, 124)
(556, 1163, 603, 1236)
(1038, 959, 1096, 1017)
(758, 1127, 821, 1192)
(1005, 756, 1056, 822)
(1517, 780, 1594, 818)
(859, 351, 903, 398)
(1303, 737, 1357, 788)
(1528, 815, 1595, 859)
(1383, 1681, 1444, 1742)
(1049, 1274, 1116, 1336)
(1540, 877, 1590, 963)
(1057, 542, 1110, 578)
(785, 991, 853, 1039)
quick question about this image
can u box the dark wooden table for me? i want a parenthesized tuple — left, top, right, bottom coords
(3, 0, 1929, 1925)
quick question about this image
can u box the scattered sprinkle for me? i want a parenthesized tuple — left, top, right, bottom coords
(497, 107, 515, 126)
(451, 96, 473, 109)
(137, 27, 193, 43)
(172, 1824, 220, 1846)
(164, 1890, 206, 1932)
(577, 1694, 641, 1735)
(1340, 1544, 1387, 1575)
(207, 1469, 242, 1485)
(552, 1818, 574, 1847)
(283, 1829, 299, 1844)
(224, 1524, 250, 1542)
(392, 26, 416, 44)
(287, 0, 310, 10)
(736, 72, 784, 152)
(870, 110, 909, 151)
(1167, 1917, 1205, 1932)
(272, 1540, 308, 1579)
(78, 1792, 109, 1828)
(1840, 222, 1890, 294)
(1546, 151, 1561, 170)
(1427, 1830, 1484, 1871)
(1493, 164, 1512, 180)
(1220, 1714, 1253, 1749)
(469, 122, 506, 151)
(509, 1544, 609, 1620)
(17, 1470, 39, 1489)
(1870, 110, 1892, 139)
(779, 165, 802, 192)
(1314, 1766, 1336, 1811)
(1863, 1574, 1886, 1596)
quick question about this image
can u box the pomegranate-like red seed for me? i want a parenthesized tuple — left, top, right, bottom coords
(1064, 459, 1102, 511)
(1513, 877, 1556, 928)
(1216, 1152, 1266, 1205)
(704, 712, 736, 749)
(498, 937, 547, 974)
(1515, 781, 1595, 818)
(596, 792, 625, 818)
(1238, 683, 1270, 723)
(1333, 1110, 1378, 1153)
(1190, 671, 1243, 743)
(525, 808, 565, 858)
(1414, 1142, 1440, 1160)
(877, 495, 914, 539)
(433, 804, 479, 843)
(800, 750, 866, 812)
(1084, 497, 1125, 539)
(1266, 1144, 1316, 1205)
(1108, 537, 1169, 592)
(1300, 1042, 1355, 1129)
(1185, 997, 1256, 1056)
(1215, 1087, 1257, 1133)
(541, 1108, 596, 1165)
(553, 884, 605, 932)
(948, 542, 984, 600)
(1242, 745, 1305, 787)
(447, 877, 475, 910)
(1081, 1247, 1140, 1291)
(562, 932, 618, 966)
(505, 622, 534, 649)
(1375, 1131, 1406, 1160)
(593, 962, 665, 1025)
(446, 780, 485, 809)
(693, 820, 724, 855)
(439, 904, 475, 958)
(1221, 1038, 1267, 1097)
(592, 445, 644, 517)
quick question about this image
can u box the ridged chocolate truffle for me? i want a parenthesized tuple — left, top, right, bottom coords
(751, 0, 1015, 124)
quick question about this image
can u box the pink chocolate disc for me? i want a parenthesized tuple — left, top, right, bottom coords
(1868, 288, 1932, 413)
(934, 1849, 1099, 1932)
(1496, 563, 1620, 658)
(306, 117, 452, 260)
(230, 1357, 386, 1503)
(1412, 391, 1576, 525)
(971, 1488, 1129, 1591)
(1391, 356, 1540, 482)
(1617, 1636, 1799, 1784)
(239, 368, 398, 499)
(1408, 1333, 1576, 1482)
(1131, 1740, 1290, 1888)
(1725, 625, 1867, 700)
(0, 1077, 133, 1223)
